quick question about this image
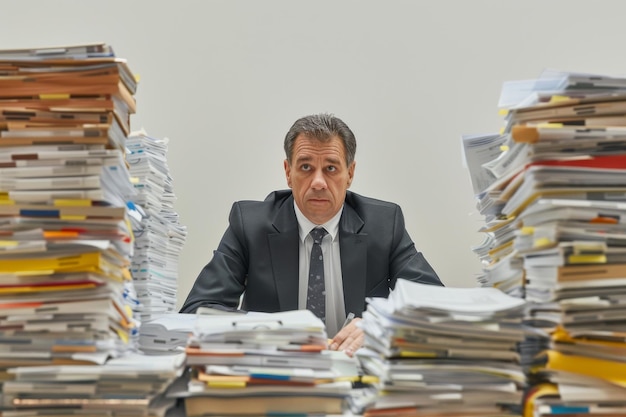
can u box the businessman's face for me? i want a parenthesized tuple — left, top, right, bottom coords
(284, 134, 355, 225)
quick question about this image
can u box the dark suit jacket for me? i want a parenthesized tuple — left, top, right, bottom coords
(180, 190, 442, 316)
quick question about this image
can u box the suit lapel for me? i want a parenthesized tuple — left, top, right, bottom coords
(268, 195, 300, 311)
(339, 203, 368, 316)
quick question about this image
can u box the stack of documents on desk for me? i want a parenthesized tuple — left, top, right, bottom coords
(0, 43, 142, 413)
(3, 352, 185, 417)
(172, 310, 359, 416)
(126, 131, 187, 320)
(463, 70, 626, 417)
(357, 279, 527, 417)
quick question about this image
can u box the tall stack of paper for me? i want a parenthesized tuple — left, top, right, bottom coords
(126, 131, 187, 320)
(0, 43, 149, 415)
(171, 310, 359, 416)
(356, 280, 527, 417)
(462, 70, 626, 416)
(463, 130, 528, 297)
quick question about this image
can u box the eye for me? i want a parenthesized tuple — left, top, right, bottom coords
(327, 166, 337, 172)
(301, 164, 311, 171)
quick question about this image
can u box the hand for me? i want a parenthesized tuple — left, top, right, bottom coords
(328, 317, 363, 357)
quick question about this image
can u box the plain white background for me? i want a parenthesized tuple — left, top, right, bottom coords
(1, 1, 624, 308)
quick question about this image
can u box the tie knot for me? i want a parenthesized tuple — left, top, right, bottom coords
(309, 227, 328, 243)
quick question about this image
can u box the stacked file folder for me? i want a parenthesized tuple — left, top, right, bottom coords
(462, 70, 626, 416)
(173, 310, 359, 416)
(126, 131, 187, 320)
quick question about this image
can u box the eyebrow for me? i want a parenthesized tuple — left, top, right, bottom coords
(295, 155, 342, 166)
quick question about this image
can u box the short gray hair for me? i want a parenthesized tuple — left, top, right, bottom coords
(284, 113, 357, 166)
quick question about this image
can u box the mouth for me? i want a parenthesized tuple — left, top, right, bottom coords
(308, 197, 328, 204)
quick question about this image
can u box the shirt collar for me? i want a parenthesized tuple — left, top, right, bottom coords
(293, 200, 342, 243)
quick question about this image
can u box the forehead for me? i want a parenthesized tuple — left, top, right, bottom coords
(292, 134, 346, 163)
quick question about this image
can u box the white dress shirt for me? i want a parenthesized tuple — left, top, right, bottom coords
(293, 202, 347, 337)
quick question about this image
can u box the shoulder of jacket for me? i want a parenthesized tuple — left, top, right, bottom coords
(234, 189, 291, 209)
(345, 190, 398, 209)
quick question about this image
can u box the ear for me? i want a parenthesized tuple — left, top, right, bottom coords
(284, 159, 292, 188)
(347, 161, 356, 188)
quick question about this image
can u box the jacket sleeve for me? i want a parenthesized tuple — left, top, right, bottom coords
(388, 204, 443, 289)
(179, 202, 248, 313)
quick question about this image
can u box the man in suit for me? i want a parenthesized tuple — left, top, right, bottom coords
(180, 113, 443, 355)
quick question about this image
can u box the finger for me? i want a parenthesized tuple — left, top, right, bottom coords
(337, 327, 364, 355)
(344, 333, 365, 357)
(337, 334, 355, 352)
(329, 320, 358, 350)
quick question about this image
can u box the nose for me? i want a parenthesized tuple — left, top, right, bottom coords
(311, 168, 327, 190)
